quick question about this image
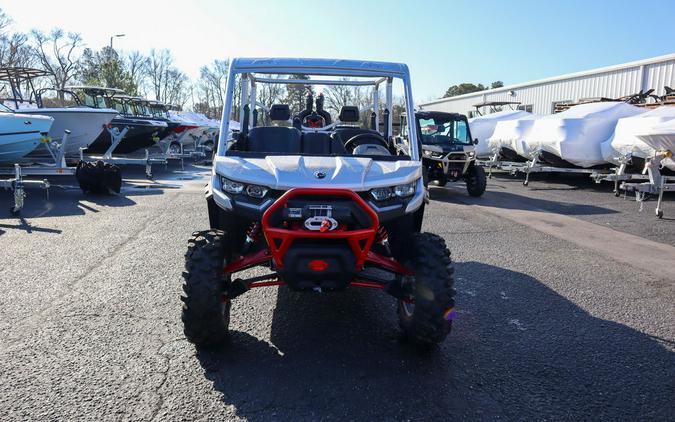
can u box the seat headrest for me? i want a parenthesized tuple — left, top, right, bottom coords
(270, 104, 291, 121)
(339, 106, 360, 122)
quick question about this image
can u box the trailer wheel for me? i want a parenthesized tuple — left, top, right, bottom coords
(466, 165, 487, 196)
(398, 232, 456, 347)
(182, 230, 231, 347)
(169, 142, 181, 155)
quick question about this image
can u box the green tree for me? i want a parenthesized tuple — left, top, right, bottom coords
(491, 81, 504, 89)
(79, 46, 136, 93)
(443, 83, 486, 98)
(284, 74, 313, 115)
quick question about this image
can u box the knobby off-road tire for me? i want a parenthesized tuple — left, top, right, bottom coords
(182, 230, 231, 347)
(398, 232, 456, 346)
(466, 164, 487, 197)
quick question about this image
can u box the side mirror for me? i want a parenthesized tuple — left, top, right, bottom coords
(473, 138, 479, 145)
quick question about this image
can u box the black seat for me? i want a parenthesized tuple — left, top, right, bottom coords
(333, 105, 382, 145)
(302, 132, 346, 155)
(247, 104, 302, 153)
(248, 127, 301, 153)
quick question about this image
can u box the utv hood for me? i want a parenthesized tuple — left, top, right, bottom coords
(214, 155, 422, 190)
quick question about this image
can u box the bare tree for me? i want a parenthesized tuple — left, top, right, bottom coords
(323, 78, 357, 116)
(194, 59, 229, 118)
(31, 29, 83, 91)
(0, 9, 33, 68)
(126, 51, 149, 96)
(146, 48, 171, 101)
(161, 68, 190, 107)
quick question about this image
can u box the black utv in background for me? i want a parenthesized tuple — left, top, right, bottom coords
(416, 111, 487, 196)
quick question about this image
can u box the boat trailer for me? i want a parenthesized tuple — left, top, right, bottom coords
(83, 126, 167, 179)
(617, 150, 674, 219)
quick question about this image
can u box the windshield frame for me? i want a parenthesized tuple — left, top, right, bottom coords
(217, 58, 419, 161)
(418, 115, 473, 146)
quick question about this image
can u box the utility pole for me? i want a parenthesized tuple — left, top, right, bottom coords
(110, 34, 125, 50)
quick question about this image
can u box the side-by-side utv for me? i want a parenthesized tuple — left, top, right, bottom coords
(416, 111, 487, 196)
(181, 58, 457, 349)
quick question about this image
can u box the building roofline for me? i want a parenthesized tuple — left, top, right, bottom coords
(420, 52, 675, 107)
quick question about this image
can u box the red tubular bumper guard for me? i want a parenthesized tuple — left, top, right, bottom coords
(223, 188, 412, 279)
(261, 188, 379, 270)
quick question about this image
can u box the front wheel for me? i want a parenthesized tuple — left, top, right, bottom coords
(398, 232, 456, 346)
(466, 164, 487, 197)
(182, 230, 232, 347)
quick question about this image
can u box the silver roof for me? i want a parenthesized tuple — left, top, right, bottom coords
(231, 57, 410, 78)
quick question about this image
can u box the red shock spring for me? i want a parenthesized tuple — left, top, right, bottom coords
(246, 222, 261, 242)
(376, 226, 389, 243)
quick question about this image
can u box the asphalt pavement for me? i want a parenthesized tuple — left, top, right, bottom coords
(1, 165, 673, 421)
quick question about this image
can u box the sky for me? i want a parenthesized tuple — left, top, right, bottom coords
(2, 0, 675, 102)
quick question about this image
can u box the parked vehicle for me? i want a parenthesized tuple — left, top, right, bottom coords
(487, 114, 542, 162)
(0, 103, 53, 163)
(601, 106, 675, 172)
(84, 94, 167, 154)
(468, 108, 532, 158)
(636, 118, 675, 171)
(181, 58, 456, 348)
(416, 111, 486, 196)
(524, 102, 645, 168)
(0, 68, 118, 159)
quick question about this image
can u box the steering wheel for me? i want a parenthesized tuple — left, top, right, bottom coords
(344, 133, 390, 153)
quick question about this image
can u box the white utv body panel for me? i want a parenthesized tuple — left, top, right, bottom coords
(211, 57, 424, 215)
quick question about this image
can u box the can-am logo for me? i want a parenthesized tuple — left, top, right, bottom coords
(314, 171, 326, 179)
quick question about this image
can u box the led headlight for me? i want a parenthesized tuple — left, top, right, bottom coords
(370, 187, 394, 201)
(220, 176, 244, 194)
(245, 184, 268, 198)
(394, 181, 416, 197)
(369, 181, 417, 201)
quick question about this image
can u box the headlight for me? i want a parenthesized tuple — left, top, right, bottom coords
(220, 176, 244, 194)
(369, 181, 417, 201)
(423, 150, 433, 157)
(370, 187, 394, 201)
(467, 151, 476, 158)
(245, 184, 268, 198)
(220, 176, 269, 198)
(394, 182, 416, 197)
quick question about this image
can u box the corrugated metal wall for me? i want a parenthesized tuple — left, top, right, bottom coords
(422, 57, 675, 116)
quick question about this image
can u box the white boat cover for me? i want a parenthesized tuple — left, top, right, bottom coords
(601, 106, 675, 165)
(487, 114, 542, 159)
(523, 102, 645, 168)
(469, 110, 532, 157)
(636, 119, 675, 170)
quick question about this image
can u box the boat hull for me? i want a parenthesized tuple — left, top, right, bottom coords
(0, 113, 53, 164)
(86, 117, 167, 154)
(14, 108, 117, 158)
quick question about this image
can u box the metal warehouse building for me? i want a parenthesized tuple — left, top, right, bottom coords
(420, 53, 675, 117)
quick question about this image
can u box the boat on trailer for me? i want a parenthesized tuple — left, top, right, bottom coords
(0, 68, 118, 159)
(84, 94, 167, 154)
(635, 119, 675, 171)
(487, 114, 542, 162)
(601, 106, 675, 172)
(523, 102, 645, 168)
(0, 103, 53, 164)
(467, 102, 532, 158)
